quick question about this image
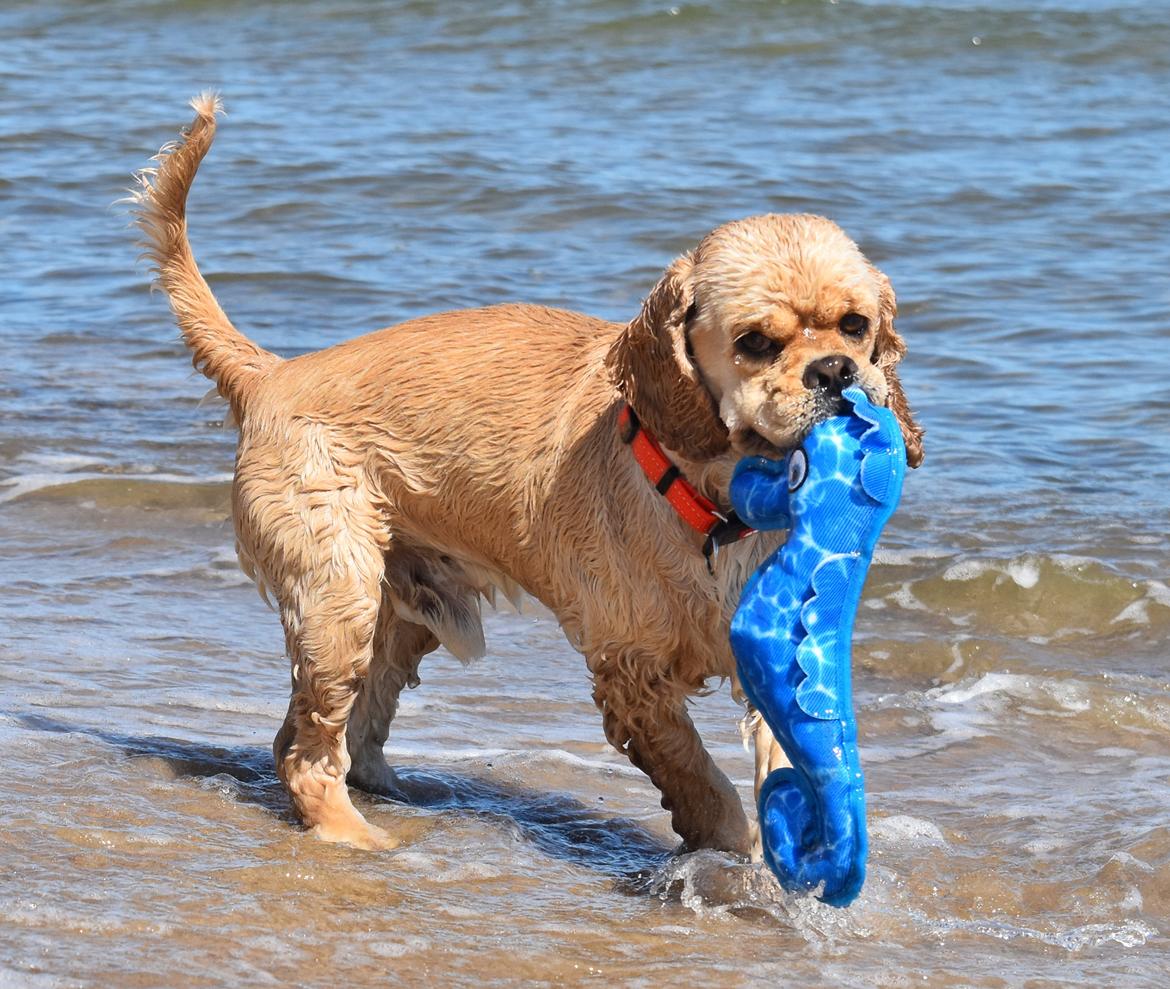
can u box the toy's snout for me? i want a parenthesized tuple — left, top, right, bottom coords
(729, 455, 792, 531)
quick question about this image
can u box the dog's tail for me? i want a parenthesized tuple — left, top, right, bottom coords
(132, 94, 279, 418)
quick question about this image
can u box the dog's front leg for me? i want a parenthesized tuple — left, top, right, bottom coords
(591, 655, 751, 855)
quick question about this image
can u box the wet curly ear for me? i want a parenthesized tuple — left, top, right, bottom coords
(606, 252, 730, 461)
(870, 269, 925, 468)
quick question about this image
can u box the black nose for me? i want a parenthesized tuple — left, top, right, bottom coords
(802, 355, 857, 395)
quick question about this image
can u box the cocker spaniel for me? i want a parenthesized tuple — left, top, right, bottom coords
(135, 95, 923, 856)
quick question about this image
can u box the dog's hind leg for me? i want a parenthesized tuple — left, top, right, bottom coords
(346, 605, 438, 797)
(252, 457, 398, 850)
(345, 544, 484, 802)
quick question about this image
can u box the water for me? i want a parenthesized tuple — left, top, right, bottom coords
(2, 0, 1169, 984)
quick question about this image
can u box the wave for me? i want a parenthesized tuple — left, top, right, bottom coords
(0, 471, 232, 511)
(864, 552, 1170, 642)
(862, 665, 1170, 771)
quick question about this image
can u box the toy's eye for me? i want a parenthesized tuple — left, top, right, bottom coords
(788, 449, 808, 491)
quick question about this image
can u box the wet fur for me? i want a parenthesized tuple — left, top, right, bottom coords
(133, 95, 922, 855)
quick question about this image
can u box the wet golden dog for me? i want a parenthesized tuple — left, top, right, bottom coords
(135, 95, 923, 855)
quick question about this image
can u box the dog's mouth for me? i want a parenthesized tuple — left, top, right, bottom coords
(731, 390, 856, 456)
(732, 426, 789, 457)
(814, 390, 849, 420)
(806, 383, 872, 429)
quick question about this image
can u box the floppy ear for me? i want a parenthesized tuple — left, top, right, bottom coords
(870, 270, 925, 468)
(606, 252, 730, 461)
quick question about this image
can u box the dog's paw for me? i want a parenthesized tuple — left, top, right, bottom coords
(312, 820, 401, 851)
(748, 820, 764, 863)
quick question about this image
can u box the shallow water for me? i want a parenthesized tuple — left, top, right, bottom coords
(2, 0, 1169, 985)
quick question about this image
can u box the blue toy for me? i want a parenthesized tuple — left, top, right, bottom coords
(729, 385, 906, 907)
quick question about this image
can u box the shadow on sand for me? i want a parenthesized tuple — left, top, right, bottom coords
(15, 711, 673, 882)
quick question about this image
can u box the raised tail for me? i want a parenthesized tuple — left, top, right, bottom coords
(132, 94, 279, 418)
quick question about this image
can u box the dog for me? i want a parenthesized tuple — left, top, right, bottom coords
(134, 94, 923, 856)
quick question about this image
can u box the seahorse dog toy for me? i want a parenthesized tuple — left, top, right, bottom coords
(730, 385, 906, 907)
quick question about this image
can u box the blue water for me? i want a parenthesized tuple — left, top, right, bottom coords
(1, 2, 1168, 985)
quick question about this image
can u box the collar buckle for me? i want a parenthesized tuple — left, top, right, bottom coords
(618, 402, 757, 569)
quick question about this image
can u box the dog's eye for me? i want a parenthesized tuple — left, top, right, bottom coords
(839, 313, 869, 337)
(734, 331, 780, 359)
(788, 449, 809, 491)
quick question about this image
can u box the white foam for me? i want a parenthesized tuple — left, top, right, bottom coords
(1006, 558, 1040, 589)
(941, 559, 987, 582)
(13, 451, 106, 470)
(1041, 680, 1091, 713)
(649, 850, 869, 939)
(1108, 850, 1155, 874)
(942, 642, 965, 677)
(912, 674, 1094, 749)
(1147, 580, 1170, 606)
(929, 672, 1089, 714)
(1117, 580, 1170, 625)
(1094, 746, 1136, 759)
(871, 546, 952, 566)
(360, 935, 432, 959)
(869, 815, 947, 848)
(382, 743, 513, 763)
(888, 582, 930, 611)
(1049, 554, 1097, 571)
(914, 912, 1157, 951)
(1021, 837, 1063, 856)
(0, 968, 73, 989)
(941, 555, 1041, 589)
(526, 746, 642, 777)
(376, 742, 644, 782)
(162, 693, 286, 719)
(391, 852, 501, 883)
(391, 850, 438, 871)
(0, 899, 174, 937)
(931, 671, 1023, 706)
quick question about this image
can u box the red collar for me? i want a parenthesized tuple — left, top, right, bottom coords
(618, 403, 755, 561)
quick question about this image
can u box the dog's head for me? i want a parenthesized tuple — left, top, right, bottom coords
(607, 213, 924, 468)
